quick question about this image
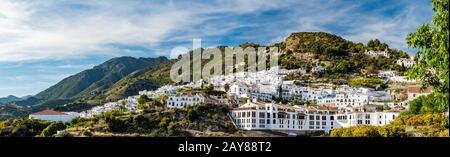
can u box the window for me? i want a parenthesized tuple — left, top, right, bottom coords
(309, 115, 314, 120)
(259, 113, 265, 118)
(316, 116, 320, 120)
(330, 116, 334, 120)
(322, 116, 326, 120)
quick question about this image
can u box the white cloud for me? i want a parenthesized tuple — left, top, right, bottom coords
(0, 1, 196, 62)
(0, 0, 292, 62)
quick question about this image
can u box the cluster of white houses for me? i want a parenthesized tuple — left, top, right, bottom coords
(79, 96, 139, 118)
(362, 49, 416, 68)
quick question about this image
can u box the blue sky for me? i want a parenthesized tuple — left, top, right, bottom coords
(0, 0, 433, 97)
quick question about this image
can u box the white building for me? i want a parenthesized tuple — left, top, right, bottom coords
(389, 76, 417, 83)
(118, 96, 139, 111)
(334, 92, 369, 108)
(396, 58, 415, 68)
(335, 111, 400, 127)
(312, 66, 326, 73)
(139, 85, 178, 98)
(230, 101, 400, 133)
(317, 88, 369, 109)
(365, 50, 378, 58)
(378, 70, 399, 78)
(365, 49, 390, 58)
(166, 93, 207, 108)
(228, 81, 280, 102)
(29, 110, 78, 122)
(231, 101, 340, 132)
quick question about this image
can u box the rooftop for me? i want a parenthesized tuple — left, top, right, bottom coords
(408, 85, 432, 93)
(30, 110, 67, 115)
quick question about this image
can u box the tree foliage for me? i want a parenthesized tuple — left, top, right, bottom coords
(348, 77, 384, 88)
(41, 122, 67, 137)
(406, 0, 449, 111)
(407, 93, 449, 114)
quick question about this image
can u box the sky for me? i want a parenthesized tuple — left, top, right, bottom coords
(0, 0, 434, 97)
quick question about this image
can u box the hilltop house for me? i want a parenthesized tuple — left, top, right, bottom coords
(364, 49, 390, 58)
(396, 57, 415, 68)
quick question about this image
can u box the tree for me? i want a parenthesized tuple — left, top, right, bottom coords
(224, 83, 230, 92)
(137, 95, 150, 110)
(41, 122, 66, 137)
(406, 0, 449, 111)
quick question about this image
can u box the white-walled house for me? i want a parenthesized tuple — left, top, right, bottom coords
(335, 111, 400, 127)
(29, 110, 78, 122)
(228, 82, 280, 102)
(365, 50, 378, 58)
(312, 66, 326, 73)
(317, 91, 369, 109)
(378, 70, 399, 78)
(228, 82, 250, 98)
(364, 49, 390, 58)
(166, 93, 206, 108)
(396, 58, 415, 68)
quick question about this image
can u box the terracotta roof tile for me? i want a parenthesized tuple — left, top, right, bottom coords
(408, 85, 432, 93)
(30, 110, 67, 115)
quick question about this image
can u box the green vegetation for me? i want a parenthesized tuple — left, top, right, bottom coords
(406, 93, 449, 114)
(0, 118, 51, 137)
(46, 101, 237, 137)
(329, 125, 406, 137)
(406, 0, 449, 112)
(279, 32, 406, 80)
(137, 95, 151, 110)
(40, 122, 67, 137)
(329, 113, 448, 137)
(348, 77, 384, 88)
(367, 39, 389, 51)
